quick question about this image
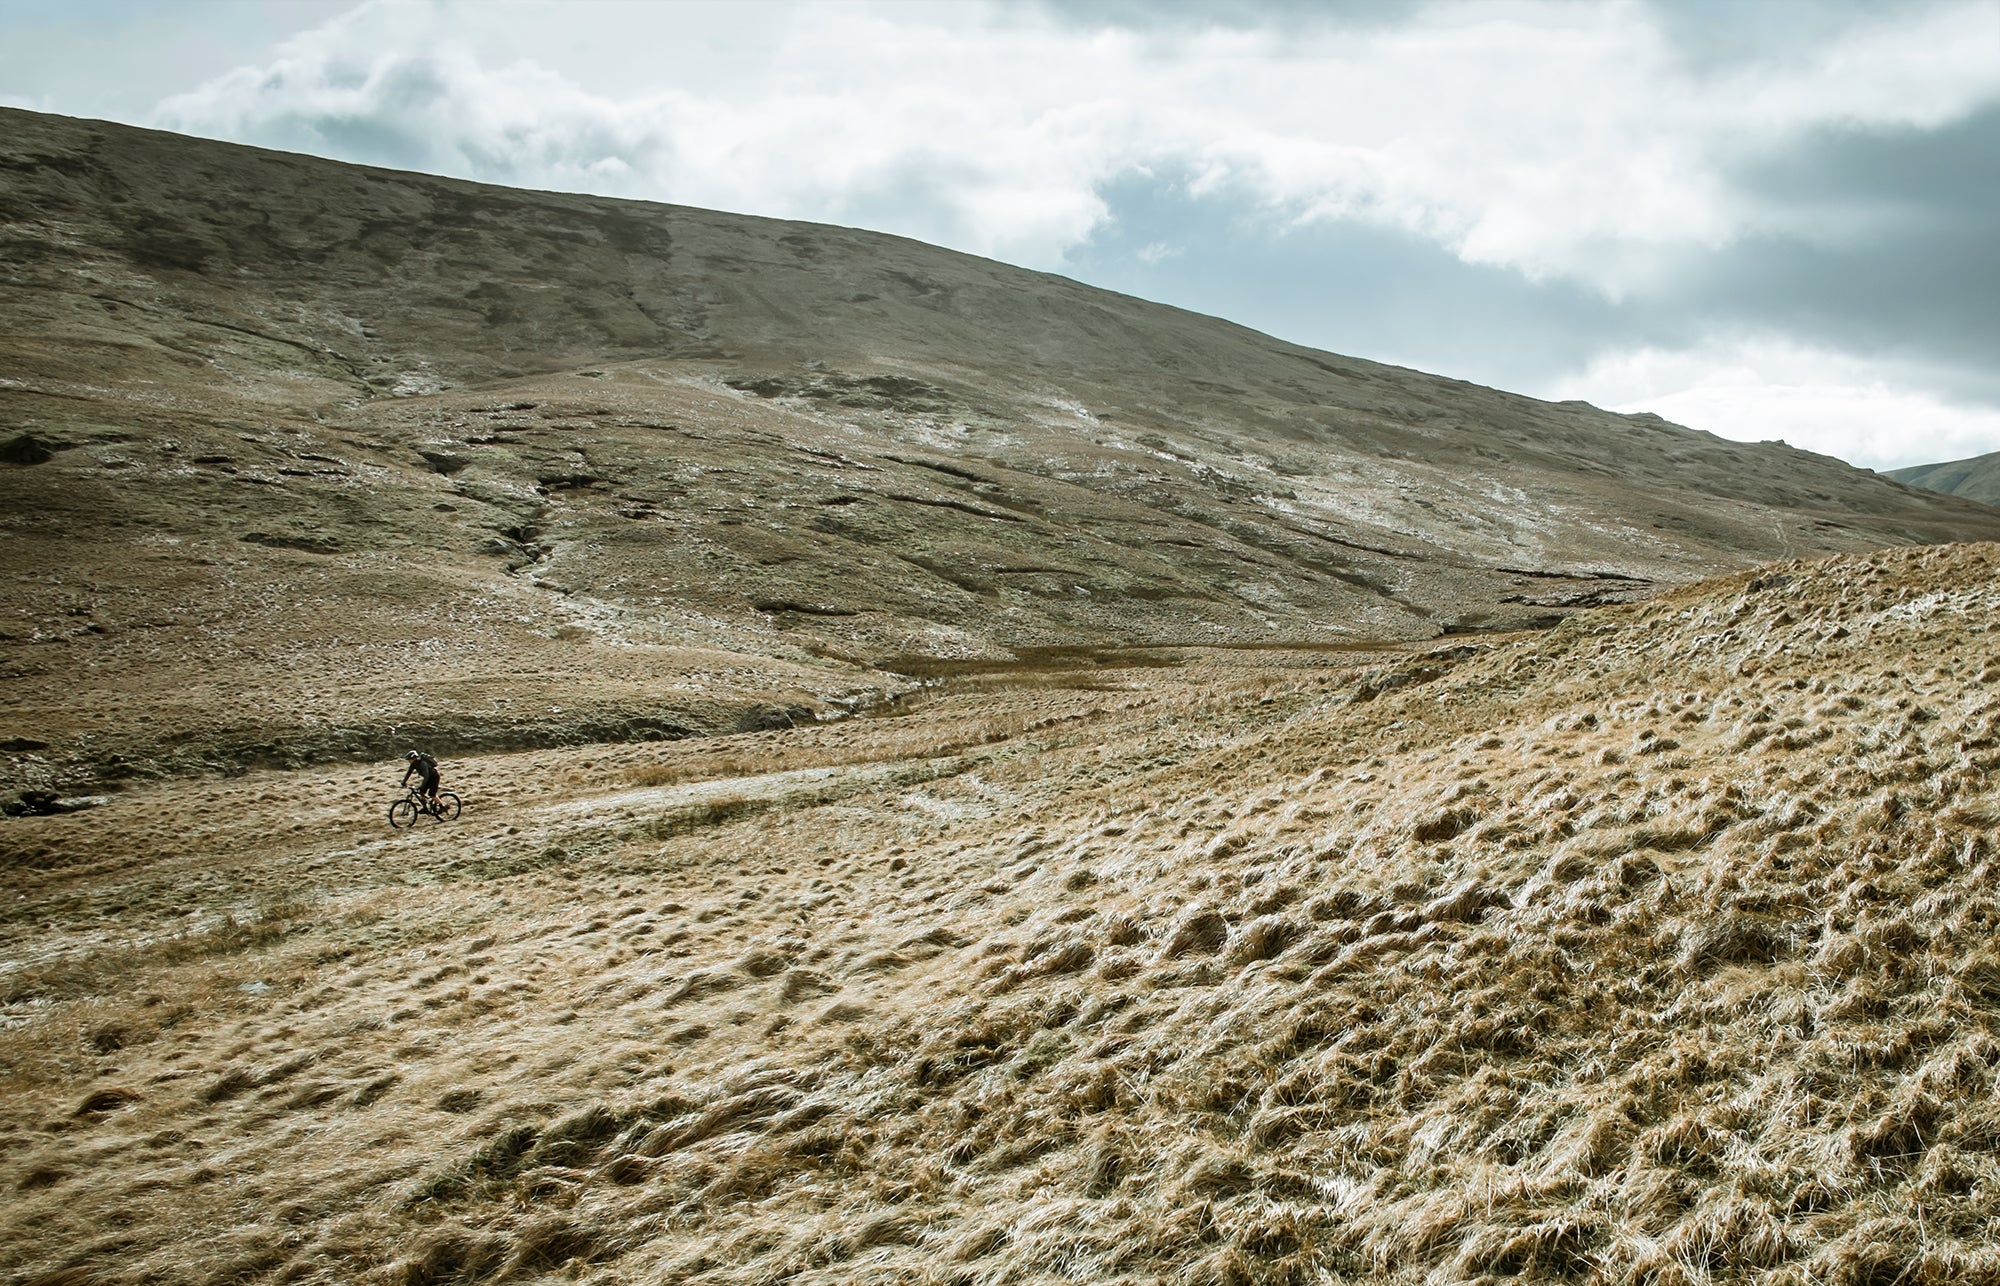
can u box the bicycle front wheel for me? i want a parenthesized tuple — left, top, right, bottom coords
(433, 792, 461, 821)
(389, 798, 419, 829)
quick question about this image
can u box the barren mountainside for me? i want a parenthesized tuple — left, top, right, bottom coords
(5, 108, 2000, 791)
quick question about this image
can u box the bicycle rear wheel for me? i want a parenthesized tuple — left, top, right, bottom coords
(433, 791, 461, 821)
(389, 798, 418, 829)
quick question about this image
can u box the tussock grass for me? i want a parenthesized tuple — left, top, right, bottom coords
(9, 544, 2000, 1284)
(617, 704, 1064, 789)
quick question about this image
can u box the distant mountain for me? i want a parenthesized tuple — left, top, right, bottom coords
(1888, 450, 2000, 508)
(6, 106, 2000, 787)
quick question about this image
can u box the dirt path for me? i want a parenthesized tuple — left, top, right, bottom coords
(0, 656, 1361, 1285)
(0, 746, 985, 1004)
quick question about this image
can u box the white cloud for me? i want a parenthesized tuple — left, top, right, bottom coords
(151, 0, 2000, 286)
(128, 0, 2000, 469)
(1547, 338, 2000, 471)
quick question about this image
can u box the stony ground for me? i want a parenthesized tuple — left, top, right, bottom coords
(7, 543, 2000, 1285)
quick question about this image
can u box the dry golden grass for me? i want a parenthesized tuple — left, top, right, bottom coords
(616, 694, 1101, 789)
(6, 543, 2000, 1284)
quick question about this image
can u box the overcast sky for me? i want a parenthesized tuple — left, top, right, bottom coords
(5, 0, 1998, 471)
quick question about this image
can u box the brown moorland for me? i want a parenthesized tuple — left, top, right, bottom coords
(4, 543, 2000, 1284)
(8, 111, 2000, 1286)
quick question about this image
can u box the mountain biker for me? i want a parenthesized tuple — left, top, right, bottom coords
(401, 750, 442, 813)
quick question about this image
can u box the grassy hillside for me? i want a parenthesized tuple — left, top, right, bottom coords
(9, 109, 2000, 1284)
(8, 108, 2000, 796)
(6, 542, 2000, 1283)
(1890, 452, 2000, 509)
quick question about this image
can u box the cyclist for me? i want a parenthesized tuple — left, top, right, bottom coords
(401, 750, 442, 814)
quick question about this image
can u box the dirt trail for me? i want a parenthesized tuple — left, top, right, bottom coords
(0, 754, 944, 992)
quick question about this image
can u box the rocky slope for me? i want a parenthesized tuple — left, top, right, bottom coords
(6, 108, 2000, 792)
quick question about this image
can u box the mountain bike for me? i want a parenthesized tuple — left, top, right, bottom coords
(388, 787, 461, 829)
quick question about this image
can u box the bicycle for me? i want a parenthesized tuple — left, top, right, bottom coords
(388, 786, 461, 829)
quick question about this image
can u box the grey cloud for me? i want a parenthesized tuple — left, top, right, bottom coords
(1059, 172, 1648, 391)
(1061, 133, 2000, 443)
(297, 112, 441, 175)
(1667, 104, 2000, 402)
(0, 0, 350, 122)
(1641, 0, 1965, 71)
(824, 160, 1026, 266)
(1746, 100, 2000, 218)
(157, 49, 463, 175)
